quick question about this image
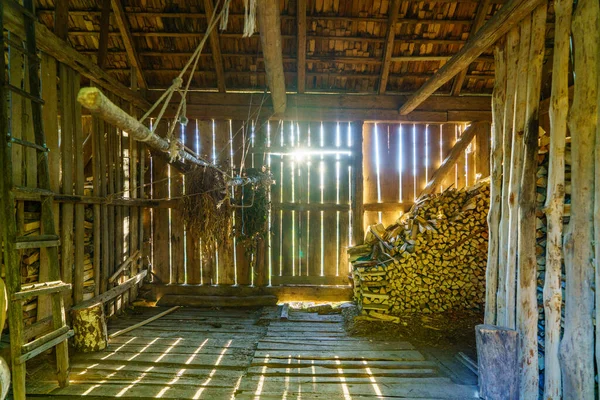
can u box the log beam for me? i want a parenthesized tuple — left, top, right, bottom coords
(399, 0, 545, 115)
(203, 0, 226, 93)
(296, 0, 306, 93)
(378, 0, 401, 94)
(2, 0, 150, 110)
(451, 0, 491, 96)
(256, 0, 287, 115)
(111, 0, 147, 88)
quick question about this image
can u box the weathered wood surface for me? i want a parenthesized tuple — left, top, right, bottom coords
(560, 0, 598, 399)
(475, 324, 519, 400)
(484, 42, 506, 325)
(157, 295, 278, 308)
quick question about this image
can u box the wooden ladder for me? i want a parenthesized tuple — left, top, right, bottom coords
(0, 0, 72, 398)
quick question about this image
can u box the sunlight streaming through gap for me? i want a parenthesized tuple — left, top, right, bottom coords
(412, 124, 417, 202)
(100, 337, 137, 360)
(154, 338, 182, 363)
(83, 364, 127, 396)
(254, 354, 269, 400)
(267, 122, 272, 285)
(128, 337, 159, 361)
(193, 340, 232, 399)
(335, 356, 352, 400)
(115, 365, 153, 397)
(362, 360, 383, 398)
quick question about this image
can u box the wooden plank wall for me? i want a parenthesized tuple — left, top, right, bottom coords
(5, 47, 147, 329)
(363, 122, 490, 231)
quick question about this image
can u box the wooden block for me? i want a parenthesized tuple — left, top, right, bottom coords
(475, 324, 518, 400)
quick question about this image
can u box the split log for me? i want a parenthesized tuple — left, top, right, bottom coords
(560, 1, 598, 398)
(516, 4, 547, 398)
(71, 303, 108, 352)
(505, 16, 531, 330)
(475, 324, 519, 400)
(484, 42, 506, 325)
(543, 0, 572, 397)
(495, 27, 519, 327)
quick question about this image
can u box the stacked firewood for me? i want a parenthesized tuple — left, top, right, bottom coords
(349, 181, 490, 319)
(20, 213, 42, 326)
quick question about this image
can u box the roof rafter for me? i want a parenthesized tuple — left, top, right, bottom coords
(110, 0, 147, 88)
(203, 0, 226, 93)
(97, 0, 111, 69)
(378, 0, 402, 94)
(297, 0, 307, 93)
(451, 0, 491, 95)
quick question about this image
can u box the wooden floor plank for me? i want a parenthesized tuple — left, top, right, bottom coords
(253, 349, 425, 361)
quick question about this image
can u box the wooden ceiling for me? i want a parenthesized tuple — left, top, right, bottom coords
(33, 0, 555, 98)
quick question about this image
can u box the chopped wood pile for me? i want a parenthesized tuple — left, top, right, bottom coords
(19, 212, 42, 326)
(349, 181, 490, 320)
(83, 206, 95, 301)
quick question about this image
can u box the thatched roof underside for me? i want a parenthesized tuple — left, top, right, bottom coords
(34, 0, 555, 96)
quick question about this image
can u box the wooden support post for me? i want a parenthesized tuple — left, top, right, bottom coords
(542, 2, 571, 398)
(451, 0, 491, 96)
(378, 0, 401, 94)
(39, 53, 58, 322)
(505, 16, 531, 330)
(152, 124, 171, 284)
(352, 122, 364, 245)
(484, 43, 506, 326)
(296, 0, 306, 93)
(92, 117, 102, 297)
(256, 0, 287, 115)
(560, 0, 598, 398)
(476, 325, 519, 400)
(203, 0, 225, 93)
(74, 74, 85, 305)
(517, 5, 546, 397)
(417, 123, 480, 200)
(399, 0, 545, 115)
(59, 65, 75, 310)
(496, 27, 519, 327)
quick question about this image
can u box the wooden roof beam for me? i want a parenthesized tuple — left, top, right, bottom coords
(2, 0, 150, 109)
(110, 0, 147, 88)
(53, 0, 68, 40)
(450, 0, 491, 96)
(297, 0, 306, 93)
(97, 0, 111, 69)
(256, 0, 287, 115)
(399, 0, 545, 115)
(203, 0, 226, 93)
(378, 0, 402, 94)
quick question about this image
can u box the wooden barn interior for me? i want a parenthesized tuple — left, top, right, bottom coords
(1, 0, 599, 398)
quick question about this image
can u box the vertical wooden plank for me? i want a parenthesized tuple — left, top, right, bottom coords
(476, 122, 491, 178)
(253, 121, 270, 286)
(214, 120, 234, 285)
(322, 122, 338, 279)
(152, 122, 171, 284)
(184, 121, 201, 285)
(466, 130, 477, 187)
(380, 123, 401, 227)
(428, 124, 442, 181)
(197, 120, 215, 285)
(455, 125, 467, 189)
(439, 123, 456, 192)
(362, 122, 379, 229)
(307, 122, 321, 277)
(413, 124, 427, 199)
(128, 69, 139, 299)
(171, 127, 185, 284)
(351, 121, 364, 246)
(338, 125, 351, 278)
(23, 50, 36, 189)
(39, 53, 58, 321)
(59, 65, 74, 309)
(9, 38, 23, 187)
(232, 121, 251, 285)
(400, 123, 415, 205)
(92, 116, 102, 296)
(73, 73, 85, 305)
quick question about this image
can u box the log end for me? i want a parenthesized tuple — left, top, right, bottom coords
(77, 87, 102, 110)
